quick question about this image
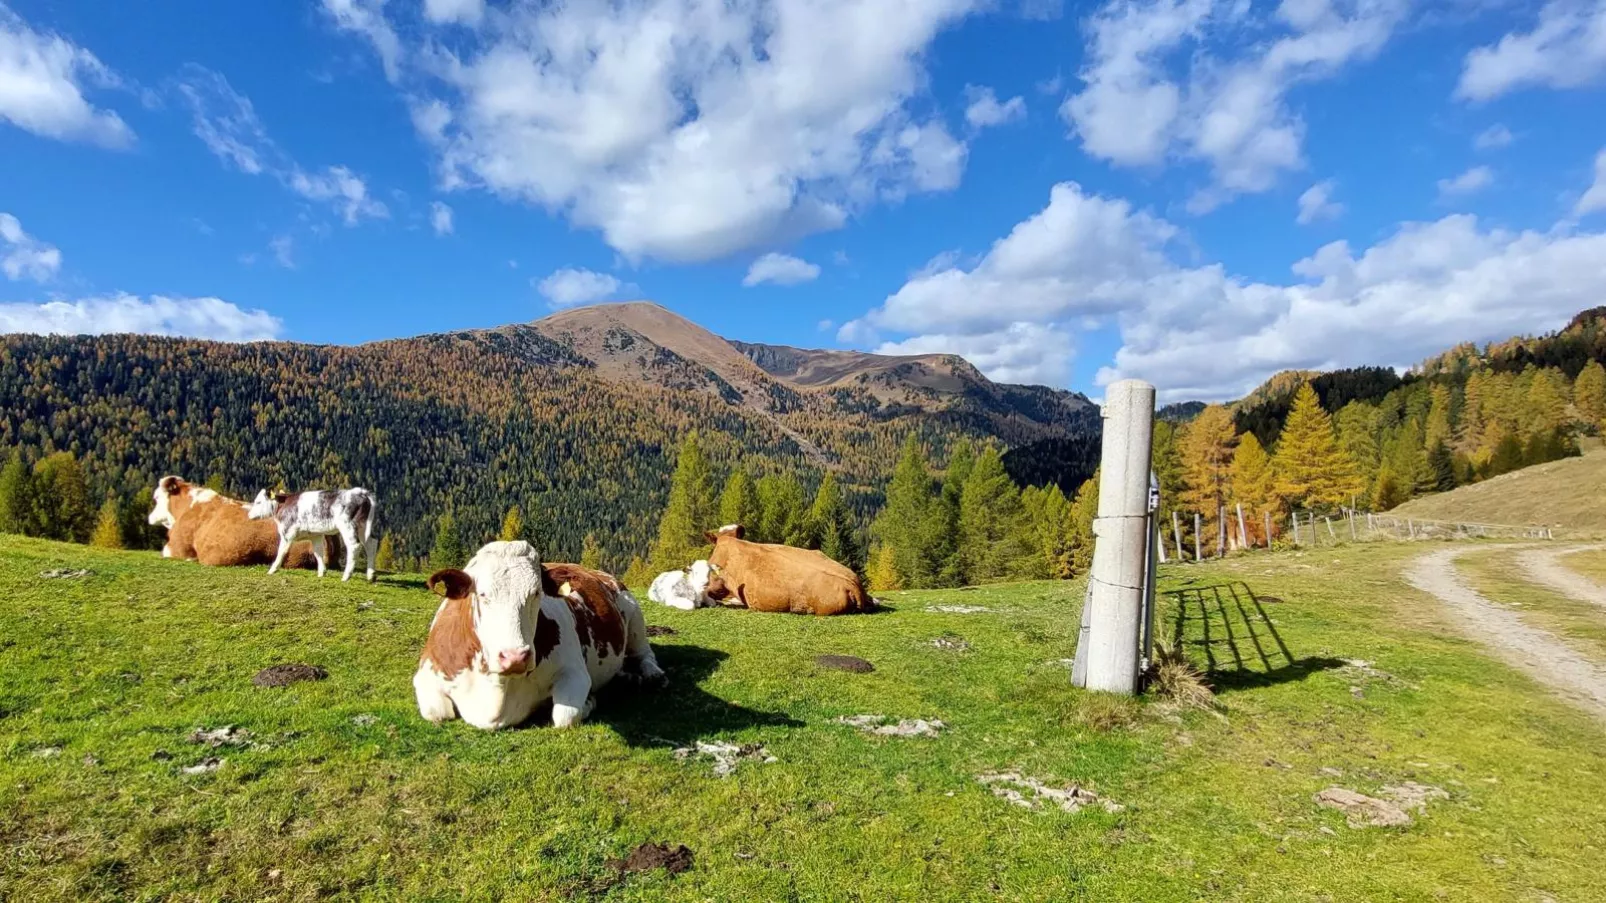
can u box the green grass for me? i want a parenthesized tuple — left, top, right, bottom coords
(2, 536, 1605, 902)
(1560, 549, 1606, 588)
(1456, 548, 1606, 663)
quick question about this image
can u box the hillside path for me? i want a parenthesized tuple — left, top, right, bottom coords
(1405, 547, 1606, 724)
(1516, 546, 1606, 609)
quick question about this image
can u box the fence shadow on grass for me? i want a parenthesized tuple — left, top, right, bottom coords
(590, 643, 805, 748)
(1165, 582, 1344, 693)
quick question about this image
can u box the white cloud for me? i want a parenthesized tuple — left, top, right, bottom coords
(0, 212, 61, 281)
(1063, 0, 1408, 210)
(1296, 180, 1343, 224)
(963, 85, 1026, 129)
(268, 235, 295, 269)
(430, 200, 454, 235)
(842, 172, 1606, 401)
(1473, 123, 1513, 150)
(324, 0, 978, 263)
(423, 0, 485, 26)
(1578, 148, 1606, 216)
(175, 65, 387, 225)
(877, 321, 1075, 385)
(743, 252, 821, 287)
(0, 4, 133, 147)
(1437, 165, 1493, 199)
(536, 267, 623, 308)
(0, 293, 283, 341)
(1457, 0, 1606, 101)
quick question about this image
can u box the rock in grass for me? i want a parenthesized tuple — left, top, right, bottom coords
(976, 772, 1122, 813)
(837, 715, 946, 737)
(606, 842, 694, 875)
(1314, 787, 1412, 827)
(815, 654, 874, 673)
(673, 742, 776, 777)
(253, 664, 328, 688)
(39, 568, 91, 579)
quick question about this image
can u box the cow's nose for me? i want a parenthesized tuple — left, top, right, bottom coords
(498, 646, 533, 674)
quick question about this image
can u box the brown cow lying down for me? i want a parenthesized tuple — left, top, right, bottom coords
(147, 476, 322, 569)
(703, 524, 874, 616)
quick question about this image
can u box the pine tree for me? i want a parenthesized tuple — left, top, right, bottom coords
(374, 534, 397, 572)
(1272, 384, 1363, 510)
(498, 505, 525, 542)
(1372, 464, 1407, 511)
(1460, 370, 1487, 446)
(1334, 402, 1382, 490)
(1424, 385, 1454, 451)
(1381, 420, 1433, 497)
(0, 449, 35, 536)
(1526, 369, 1568, 437)
(1150, 421, 1188, 554)
(649, 432, 717, 571)
(1229, 433, 1277, 543)
(1427, 441, 1456, 492)
(1574, 360, 1606, 430)
(1177, 405, 1237, 552)
(872, 435, 935, 588)
(430, 512, 464, 569)
(718, 470, 759, 532)
(926, 439, 975, 586)
(957, 446, 1027, 583)
(580, 533, 605, 570)
(1067, 474, 1099, 575)
(89, 497, 124, 549)
(1021, 483, 1075, 579)
(32, 452, 92, 542)
(805, 472, 863, 572)
(754, 473, 807, 546)
(866, 544, 902, 593)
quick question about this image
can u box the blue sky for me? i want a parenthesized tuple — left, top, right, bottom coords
(2, 0, 1605, 402)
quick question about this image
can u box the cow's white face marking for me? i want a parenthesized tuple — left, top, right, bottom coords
(465, 541, 543, 675)
(687, 559, 714, 594)
(148, 484, 174, 527)
(246, 489, 275, 520)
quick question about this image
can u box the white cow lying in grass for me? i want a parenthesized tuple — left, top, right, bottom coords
(648, 560, 717, 610)
(414, 541, 665, 730)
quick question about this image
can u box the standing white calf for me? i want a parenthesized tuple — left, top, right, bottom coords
(648, 560, 716, 610)
(247, 488, 378, 582)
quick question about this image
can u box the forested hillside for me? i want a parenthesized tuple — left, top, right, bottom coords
(0, 303, 1099, 567)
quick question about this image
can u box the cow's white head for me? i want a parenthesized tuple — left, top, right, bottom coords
(148, 476, 187, 527)
(686, 559, 715, 595)
(246, 489, 279, 521)
(428, 540, 545, 677)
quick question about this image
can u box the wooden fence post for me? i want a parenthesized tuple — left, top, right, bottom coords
(1237, 503, 1248, 550)
(1264, 511, 1273, 548)
(1172, 511, 1184, 562)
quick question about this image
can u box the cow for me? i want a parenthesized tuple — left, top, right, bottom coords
(247, 488, 379, 582)
(147, 476, 323, 569)
(648, 559, 717, 610)
(413, 541, 665, 731)
(703, 524, 874, 616)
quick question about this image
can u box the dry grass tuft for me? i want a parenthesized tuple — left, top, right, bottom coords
(1147, 641, 1215, 710)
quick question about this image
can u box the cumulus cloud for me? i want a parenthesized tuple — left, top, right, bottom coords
(1296, 180, 1343, 224)
(0, 293, 283, 341)
(430, 200, 454, 235)
(1578, 148, 1606, 216)
(0, 212, 61, 281)
(175, 65, 387, 225)
(743, 252, 821, 287)
(322, 0, 978, 263)
(1062, 0, 1408, 211)
(963, 85, 1026, 129)
(1437, 165, 1493, 199)
(1474, 123, 1513, 150)
(536, 267, 623, 308)
(1457, 0, 1606, 101)
(842, 166, 1606, 400)
(0, 4, 133, 147)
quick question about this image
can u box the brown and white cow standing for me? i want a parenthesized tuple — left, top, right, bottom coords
(414, 540, 665, 730)
(703, 524, 874, 616)
(147, 476, 323, 569)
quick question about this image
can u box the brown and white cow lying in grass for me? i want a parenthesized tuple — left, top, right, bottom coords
(247, 487, 379, 582)
(147, 476, 323, 569)
(414, 541, 665, 730)
(703, 524, 875, 616)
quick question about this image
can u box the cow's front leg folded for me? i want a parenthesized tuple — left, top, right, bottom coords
(550, 671, 595, 728)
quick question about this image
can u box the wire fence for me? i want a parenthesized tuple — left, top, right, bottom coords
(1156, 504, 1554, 563)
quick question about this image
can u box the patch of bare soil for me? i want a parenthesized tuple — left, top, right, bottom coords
(1315, 783, 1448, 828)
(606, 842, 694, 875)
(1517, 546, 1606, 609)
(39, 568, 91, 579)
(252, 664, 328, 687)
(672, 742, 776, 777)
(815, 654, 874, 673)
(1405, 548, 1606, 724)
(645, 625, 677, 637)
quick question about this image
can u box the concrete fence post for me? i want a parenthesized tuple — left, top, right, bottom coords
(1264, 511, 1272, 548)
(1194, 512, 1202, 562)
(1080, 379, 1155, 696)
(1172, 511, 1184, 562)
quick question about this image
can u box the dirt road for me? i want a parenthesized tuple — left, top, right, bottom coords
(1516, 546, 1606, 609)
(1405, 546, 1606, 724)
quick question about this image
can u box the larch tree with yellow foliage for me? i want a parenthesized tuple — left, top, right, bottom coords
(1178, 405, 1238, 553)
(1272, 384, 1364, 510)
(1229, 433, 1277, 543)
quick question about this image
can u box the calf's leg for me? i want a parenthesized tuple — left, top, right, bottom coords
(268, 535, 292, 575)
(311, 536, 327, 578)
(338, 527, 359, 581)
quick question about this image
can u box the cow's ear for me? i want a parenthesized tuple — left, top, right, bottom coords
(703, 531, 720, 544)
(161, 476, 183, 495)
(729, 524, 745, 540)
(274, 493, 289, 504)
(428, 569, 475, 599)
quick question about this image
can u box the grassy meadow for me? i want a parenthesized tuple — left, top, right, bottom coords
(1392, 442, 1606, 535)
(2, 535, 1604, 902)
